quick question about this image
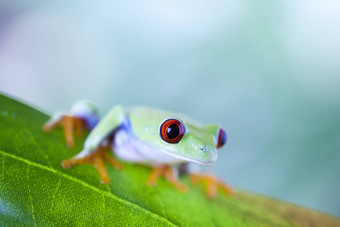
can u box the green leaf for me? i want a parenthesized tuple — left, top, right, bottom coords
(0, 93, 339, 226)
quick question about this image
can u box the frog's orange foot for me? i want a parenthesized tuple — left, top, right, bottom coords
(190, 173, 235, 198)
(61, 145, 124, 184)
(147, 165, 188, 193)
(43, 115, 87, 148)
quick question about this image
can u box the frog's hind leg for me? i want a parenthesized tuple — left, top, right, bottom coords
(43, 114, 87, 148)
(190, 173, 235, 198)
(42, 100, 100, 147)
(74, 117, 87, 138)
(62, 145, 124, 184)
(147, 165, 166, 186)
(147, 165, 188, 192)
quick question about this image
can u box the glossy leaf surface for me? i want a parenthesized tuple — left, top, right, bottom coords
(0, 94, 339, 226)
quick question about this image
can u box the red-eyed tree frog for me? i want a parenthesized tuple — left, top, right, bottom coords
(43, 101, 233, 198)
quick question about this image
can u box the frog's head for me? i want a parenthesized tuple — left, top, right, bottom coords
(130, 108, 227, 165)
(156, 118, 226, 165)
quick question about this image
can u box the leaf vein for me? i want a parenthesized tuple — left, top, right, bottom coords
(0, 155, 5, 181)
(20, 129, 54, 169)
(50, 177, 61, 215)
(27, 166, 37, 226)
(102, 194, 105, 226)
(0, 149, 177, 227)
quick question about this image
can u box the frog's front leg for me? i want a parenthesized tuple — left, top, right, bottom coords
(147, 165, 188, 192)
(190, 172, 235, 198)
(62, 144, 124, 184)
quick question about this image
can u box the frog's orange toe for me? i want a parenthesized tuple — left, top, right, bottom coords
(103, 152, 125, 170)
(147, 165, 189, 193)
(98, 171, 111, 184)
(61, 145, 124, 184)
(61, 160, 72, 169)
(190, 173, 235, 198)
(147, 178, 157, 187)
(43, 114, 88, 147)
(175, 183, 189, 193)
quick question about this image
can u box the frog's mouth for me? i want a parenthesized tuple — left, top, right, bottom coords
(158, 149, 217, 166)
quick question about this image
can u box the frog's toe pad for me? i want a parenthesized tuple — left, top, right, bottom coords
(61, 145, 123, 184)
(190, 173, 235, 198)
(147, 165, 189, 193)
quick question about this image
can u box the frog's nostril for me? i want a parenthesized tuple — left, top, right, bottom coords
(200, 146, 205, 151)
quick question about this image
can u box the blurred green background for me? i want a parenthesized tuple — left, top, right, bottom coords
(0, 0, 339, 217)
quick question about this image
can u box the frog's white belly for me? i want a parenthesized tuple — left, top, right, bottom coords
(113, 128, 185, 166)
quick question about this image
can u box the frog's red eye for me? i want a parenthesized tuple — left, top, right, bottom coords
(217, 128, 227, 148)
(160, 119, 185, 144)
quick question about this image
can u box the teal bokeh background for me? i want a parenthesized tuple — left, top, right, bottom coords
(1, 1, 339, 217)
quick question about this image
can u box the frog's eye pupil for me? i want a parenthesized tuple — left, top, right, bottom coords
(217, 128, 227, 149)
(160, 119, 185, 143)
(167, 124, 180, 139)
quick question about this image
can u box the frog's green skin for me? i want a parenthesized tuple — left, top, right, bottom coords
(74, 105, 224, 167)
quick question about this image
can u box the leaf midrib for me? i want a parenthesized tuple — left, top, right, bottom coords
(0, 149, 177, 226)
